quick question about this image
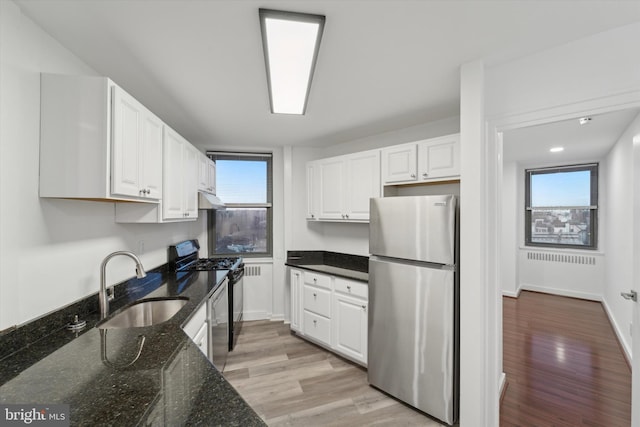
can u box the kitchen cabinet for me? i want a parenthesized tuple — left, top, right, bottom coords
(312, 149, 380, 222)
(333, 278, 368, 365)
(290, 269, 303, 332)
(182, 302, 208, 358)
(306, 162, 318, 220)
(288, 267, 368, 366)
(381, 133, 460, 185)
(163, 128, 198, 220)
(198, 153, 216, 195)
(39, 74, 162, 202)
(417, 134, 460, 180)
(381, 143, 417, 184)
(115, 126, 198, 223)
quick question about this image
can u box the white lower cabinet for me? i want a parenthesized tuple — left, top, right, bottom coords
(333, 292, 368, 365)
(289, 268, 368, 366)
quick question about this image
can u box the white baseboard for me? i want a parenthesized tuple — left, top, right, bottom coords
(518, 283, 601, 302)
(601, 298, 632, 366)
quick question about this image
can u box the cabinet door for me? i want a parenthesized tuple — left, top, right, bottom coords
(140, 111, 163, 199)
(345, 150, 380, 221)
(333, 293, 368, 365)
(290, 269, 302, 332)
(381, 143, 417, 184)
(111, 86, 144, 198)
(207, 159, 216, 195)
(183, 145, 198, 219)
(197, 153, 209, 192)
(417, 134, 460, 180)
(162, 127, 186, 220)
(318, 158, 345, 220)
(306, 162, 318, 220)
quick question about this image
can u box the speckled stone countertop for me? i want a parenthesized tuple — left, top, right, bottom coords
(0, 268, 265, 426)
(285, 251, 369, 282)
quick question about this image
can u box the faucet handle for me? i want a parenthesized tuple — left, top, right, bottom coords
(107, 287, 115, 301)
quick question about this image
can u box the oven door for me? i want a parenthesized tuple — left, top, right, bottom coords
(230, 273, 244, 351)
(208, 278, 228, 371)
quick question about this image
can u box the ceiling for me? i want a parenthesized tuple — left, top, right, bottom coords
(15, 0, 640, 150)
(503, 108, 640, 165)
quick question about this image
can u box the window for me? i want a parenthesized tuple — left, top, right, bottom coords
(525, 163, 598, 249)
(207, 152, 272, 257)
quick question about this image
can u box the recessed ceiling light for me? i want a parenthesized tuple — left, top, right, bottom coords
(550, 147, 564, 153)
(259, 9, 325, 115)
(579, 117, 592, 125)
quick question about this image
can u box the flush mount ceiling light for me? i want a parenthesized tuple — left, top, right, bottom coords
(259, 8, 325, 115)
(579, 117, 592, 125)
(550, 147, 565, 153)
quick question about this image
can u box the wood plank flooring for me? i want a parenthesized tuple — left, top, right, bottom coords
(223, 320, 444, 426)
(501, 291, 632, 426)
(224, 291, 631, 426)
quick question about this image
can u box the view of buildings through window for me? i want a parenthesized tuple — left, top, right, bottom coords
(525, 164, 598, 249)
(207, 153, 272, 256)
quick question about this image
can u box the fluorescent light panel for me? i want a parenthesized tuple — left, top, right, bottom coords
(259, 9, 325, 115)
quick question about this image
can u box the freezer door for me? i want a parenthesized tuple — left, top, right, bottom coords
(369, 195, 456, 265)
(368, 257, 457, 425)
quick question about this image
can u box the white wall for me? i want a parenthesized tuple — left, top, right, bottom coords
(603, 112, 640, 358)
(0, 1, 204, 330)
(500, 161, 519, 297)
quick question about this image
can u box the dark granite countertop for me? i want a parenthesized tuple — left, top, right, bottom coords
(0, 268, 265, 426)
(285, 251, 369, 283)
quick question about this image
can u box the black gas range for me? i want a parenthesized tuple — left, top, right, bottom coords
(168, 239, 244, 352)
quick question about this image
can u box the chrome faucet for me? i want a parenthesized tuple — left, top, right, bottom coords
(100, 251, 147, 319)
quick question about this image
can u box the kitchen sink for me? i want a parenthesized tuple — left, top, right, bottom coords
(97, 297, 189, 329)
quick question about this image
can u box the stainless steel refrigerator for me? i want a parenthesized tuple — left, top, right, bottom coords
(368, 194, 458, 425)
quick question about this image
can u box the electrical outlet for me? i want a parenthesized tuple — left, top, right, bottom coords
(138, 240, 145, 255)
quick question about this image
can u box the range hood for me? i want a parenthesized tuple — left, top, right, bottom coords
(198, 192, 226, 210)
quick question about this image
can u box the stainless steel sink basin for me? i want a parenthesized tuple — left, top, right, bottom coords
(98, 297, 188, 329)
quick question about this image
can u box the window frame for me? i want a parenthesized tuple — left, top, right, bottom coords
(206, 152, 273, 258)
(524, 163, 598, 250)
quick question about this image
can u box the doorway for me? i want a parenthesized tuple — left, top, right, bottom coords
(493, 104, 640, 424)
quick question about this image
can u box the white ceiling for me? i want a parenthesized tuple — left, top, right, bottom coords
(503, 108, 640, 165)
(14, 0, 640, 150)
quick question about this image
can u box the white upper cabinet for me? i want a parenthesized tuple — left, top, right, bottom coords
(39, 74, 161, 202)
(197, 153, 216, 195)
(381, 143, 417, 184)
(417, 134, 460, 181)
(306, 162, 318, 220)
(381, 133, 460, 185)
(162, 127, 198, 220)
(344, 150, 381, 221)
(314, 150, 381, 222)
(111, 86, 163, 200)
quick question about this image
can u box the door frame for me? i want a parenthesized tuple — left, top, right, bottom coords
(486, 89, 640, 425)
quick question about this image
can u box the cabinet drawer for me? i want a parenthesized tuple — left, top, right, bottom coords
(303, 271, 331, 289)
(303, 285, 331, 317)
(334, 278, 368, 299)
(303, 311, 331, 346)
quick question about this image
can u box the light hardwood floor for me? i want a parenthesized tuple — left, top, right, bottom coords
(223, 320, 445, 426)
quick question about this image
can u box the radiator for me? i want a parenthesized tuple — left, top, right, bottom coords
(244, 265, 262, 277)
(526, 251, 596, 265)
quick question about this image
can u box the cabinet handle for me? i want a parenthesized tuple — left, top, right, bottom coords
(313, 293, 317, 298)
(411, 173, 416, 178)
(362, 305, 367, 312)
(347, 285, 351, 292)
(422, 173, 428, 178)
(345, 214, 349, 219)
(313, 278, 317, 283)
(313, 319, 317, 326)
